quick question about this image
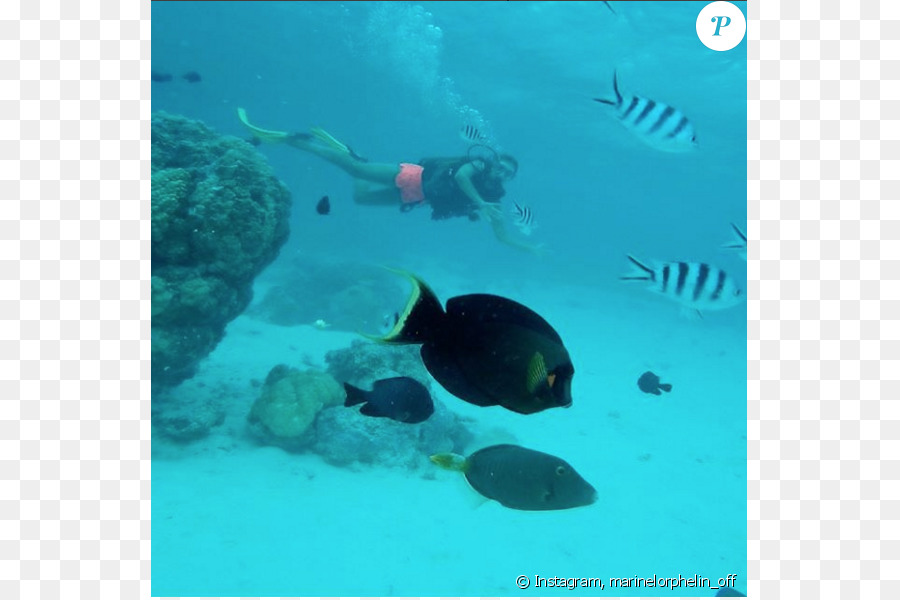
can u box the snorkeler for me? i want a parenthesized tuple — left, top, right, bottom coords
(237, 108, 543, 254)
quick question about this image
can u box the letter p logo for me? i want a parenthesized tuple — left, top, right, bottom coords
(712, 15, 731, 36)
(697, 2, 746, 51)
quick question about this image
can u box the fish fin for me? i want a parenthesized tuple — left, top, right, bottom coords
(730, 222, 747, 243)
(445, 294, 564, 345)
(678, 306, 704, 321)
(421, 342, 499, 408)
(593, 69, 622, 106)
(659, 383, 672, 393)
(526, 352, 549, 395)
(429, 453, 468, 472)
(652, 388, 662, 396)
(359, 403, 381, 417)
(359, 268, 446, 344)
(343, 382, 368, 407)
(602, 1, 617, 16)
(620, 255, 655, 281)
(236, 108, 292, 142)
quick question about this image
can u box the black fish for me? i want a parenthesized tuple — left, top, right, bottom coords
(182, 71, 202, 83)
(343, 377, 433, 424)
(365, 270, 574, 415)
(715, 587, 745, 597)
(431, 444, 597, 511)
(316, 195, 330, 215)
(151, 71, 173, 83)
(637, 371, 672, 395)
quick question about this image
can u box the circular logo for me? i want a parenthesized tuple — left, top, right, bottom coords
(696, 1, 746, 51)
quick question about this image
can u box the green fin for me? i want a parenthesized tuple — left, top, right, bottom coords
(236, 108, 291, 142)
(429, 453, 469, 472)
(526, 352, 548, 394)
(310, 127, 351, 153)
(359, 268, 445, 345)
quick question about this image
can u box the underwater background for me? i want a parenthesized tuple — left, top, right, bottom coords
(151, 1, 747, 597)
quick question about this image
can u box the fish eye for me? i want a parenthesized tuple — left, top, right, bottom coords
(555, 465, 566, 476)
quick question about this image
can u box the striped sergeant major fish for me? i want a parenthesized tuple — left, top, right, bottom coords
(621, 256, 743, 316)
(511, 202, 536, 236)
(722, 223, 747, 260)
(459, 124, 488, 144)
(594, 71, 697, 153)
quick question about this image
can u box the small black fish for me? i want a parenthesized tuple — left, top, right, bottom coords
(182, 71, 202, 83)
(316, 195, 330, 215)
(364, 269, 574, 415)
(151, 71, 173, 83)
(637, 371, 672, 396)
(715, 587, 745, 597)
(343, 377, 434, 424)
(431, 444, 597, 511)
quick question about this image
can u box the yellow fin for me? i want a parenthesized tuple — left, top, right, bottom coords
(236, 107, 291, 142)
(526, 351, 548, 394)
(429, 453, 468, 472)
(310, 127, 351, 153)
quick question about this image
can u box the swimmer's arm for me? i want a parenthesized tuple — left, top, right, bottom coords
(455, 163, 544, 254)
(486, 213, 546, 255)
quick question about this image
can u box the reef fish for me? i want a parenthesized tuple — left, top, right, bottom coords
(182, 71, 202, 83)
(151, 71, 173, 83)
(316, 195, 331, 215)
(366, 269, 574, 415)
(459, 124, 488, 144)
(343, 377, 434, 424)
(594, 70, 697, 153)
(637, 371, 672, 395)
(431, 444, 597, 511)
(621, 256, 743, 315)
(511, 202, 536, 236)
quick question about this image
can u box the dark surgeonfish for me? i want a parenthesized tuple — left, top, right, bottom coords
(182, 71, 202, 83)
(316, 195, 331, 215)
(620, 255, 743, 317)
(637, 371, 672, 396)
(364, 269, 574, 415)
(431, 444, 597, 511)
(715, 586, 746, 597)
(343, 377, 434, 424)
(151, 70, 173, 83)
(594, 70, 697, 153)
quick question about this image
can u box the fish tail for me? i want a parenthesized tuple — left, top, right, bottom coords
(593, 69, 622, 106)
(659, 383, 672, 393)
(429, 453, 469, 472)
(360, 268, 446, 344)
(620, 255, 656, 281)
(343, 382, 368, 407)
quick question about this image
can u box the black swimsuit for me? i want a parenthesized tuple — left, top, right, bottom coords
(416, 157, 505, 221)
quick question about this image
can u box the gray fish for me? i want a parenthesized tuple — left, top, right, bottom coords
(621, 255, 743, 315)
(344, 377, 434, 424)
(594, 70, 697, 153)
(430, 444, 597, 511)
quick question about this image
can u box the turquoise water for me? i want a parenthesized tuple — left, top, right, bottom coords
(152, 1, 747, 596)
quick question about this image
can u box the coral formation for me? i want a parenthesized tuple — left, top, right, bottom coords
(247, 365, 344, 450)
(324, 339, 430, 387)
(151, 112, 292, 391)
